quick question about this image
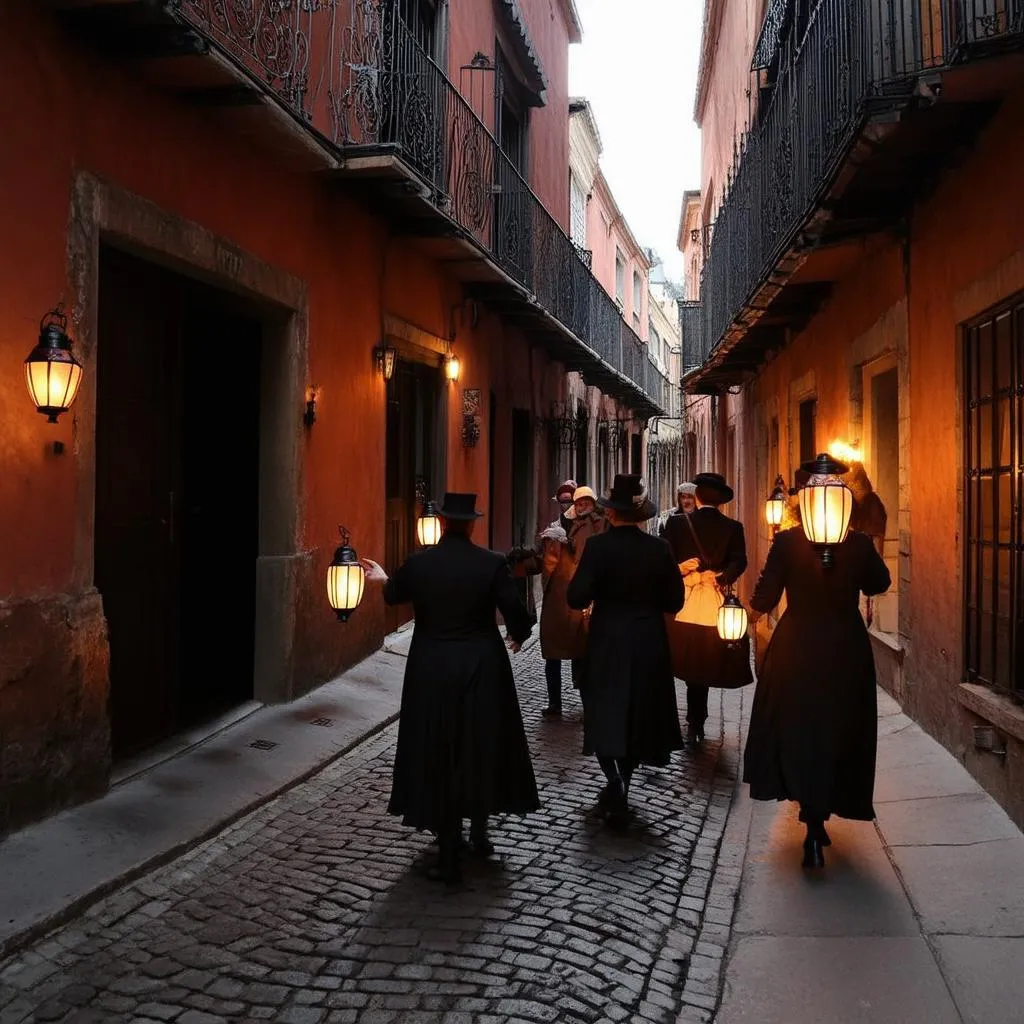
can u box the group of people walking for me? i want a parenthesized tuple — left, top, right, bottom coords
(361, 462, 890, 884)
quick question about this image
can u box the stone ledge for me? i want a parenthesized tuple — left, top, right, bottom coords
(957, 683, 1024, 744)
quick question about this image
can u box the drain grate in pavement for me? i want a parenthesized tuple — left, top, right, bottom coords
(309, 717, 334, 727)
(249, 739, 278, 750)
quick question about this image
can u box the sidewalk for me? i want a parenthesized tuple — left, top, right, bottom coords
(696, 687, 1024, 1024)
(0, 633, 416, 958)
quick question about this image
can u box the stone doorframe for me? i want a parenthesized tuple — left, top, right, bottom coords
(67, 172, 310, 703)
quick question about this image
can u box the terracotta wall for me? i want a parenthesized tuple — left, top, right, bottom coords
(448, 0, 572, 228)
(0, 2, 567, 831)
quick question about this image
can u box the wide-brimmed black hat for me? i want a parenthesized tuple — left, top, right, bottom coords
(436, 492, 484, 520)
(598, 474, 657, 521)
(693, 472, 734, 504)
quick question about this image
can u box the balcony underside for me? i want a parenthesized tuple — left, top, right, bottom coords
(42, 0, 664, 418)
(685, 51, 1024, 395)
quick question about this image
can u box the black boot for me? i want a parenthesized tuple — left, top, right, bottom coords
(469, 816, 495, 857)
(543, 661, 563, 716)
(426, 828, 462, 884)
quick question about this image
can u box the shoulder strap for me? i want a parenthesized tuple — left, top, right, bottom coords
(683, 512, 712, 566)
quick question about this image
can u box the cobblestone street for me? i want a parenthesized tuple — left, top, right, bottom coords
(0, 643, 739, 1024)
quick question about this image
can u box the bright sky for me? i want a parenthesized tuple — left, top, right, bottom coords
(568, 0, 703, 285)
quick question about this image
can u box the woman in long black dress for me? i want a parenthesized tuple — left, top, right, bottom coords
(567, 475, 684, 829)
(744, 520, 891, 868)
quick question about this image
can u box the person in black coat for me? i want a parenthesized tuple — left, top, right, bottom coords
(744, 517, 891, 870)
(662, 472, 750, 746)
(361, 493, 539, 884)
(567, 474, 685, 830)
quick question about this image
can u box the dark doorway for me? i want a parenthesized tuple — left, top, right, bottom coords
(385, 356, 443, 632)
(95, 246, 261, 760)
(799, 398, 817, 464)
(488, 389, 497, 550)
(631, 432, 642, 475)
(575, 407, 589, 485)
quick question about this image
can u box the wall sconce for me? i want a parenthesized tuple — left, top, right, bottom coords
(326, 526, 365, 622)
(374, 344, 397, 381)
(304, 386, 320, 428)
(25, 306, 83, 423)
(798, 453, 853, 567)
(444, 348, 461, 383)
(765, 474, 787, 534)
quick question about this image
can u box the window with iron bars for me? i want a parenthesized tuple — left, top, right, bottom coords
(964, 295, 1024, 699)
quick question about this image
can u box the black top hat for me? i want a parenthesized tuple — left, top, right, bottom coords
(599, 474, 657, 521)
(438, 492, 484, 520)
(693, 472, 734, 505)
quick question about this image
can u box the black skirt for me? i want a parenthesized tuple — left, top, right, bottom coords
(668, 620, 753, 689)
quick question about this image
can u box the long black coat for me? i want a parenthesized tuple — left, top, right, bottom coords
(383, 534, 539, 831)
(566, 525, 685, 764)
(743, 527, 891, 821)
(662, 507, 750, 686)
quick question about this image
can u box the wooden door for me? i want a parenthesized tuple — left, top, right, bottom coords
(96, 248, 183, 758)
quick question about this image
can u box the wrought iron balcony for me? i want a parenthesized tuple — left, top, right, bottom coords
(48, 0, 663, 414)
(678, 300, 705, 375)
(688, 0, 1024, 393)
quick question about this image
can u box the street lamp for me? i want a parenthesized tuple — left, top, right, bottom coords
(765, 474, 787, 534)
(326, 526, 365, 622)
(416, 501, 442, 547)
(798, 453, 853, 567)
(374, 344, 397, 381)
(717, 591, 748, 645)
(25, 307, 83, 423)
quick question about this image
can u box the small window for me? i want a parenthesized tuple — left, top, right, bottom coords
(615, 251, 625, 304)
(633, 271, 642, 312)
(570, 175, 587, 247)
(799, 398, 817, 464)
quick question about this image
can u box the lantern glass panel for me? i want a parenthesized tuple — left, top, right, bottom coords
(25, 358, 83, 416)
(446, 355, 461, 382)
(417, 511, 442, 546)
(799, 479, 853, 546)
(766, 495, 785, 527)
(327, 562, 365, 613)
(717, 599, 748, 642)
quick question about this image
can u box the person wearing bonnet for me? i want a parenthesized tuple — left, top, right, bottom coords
(567, 474, 685, 829)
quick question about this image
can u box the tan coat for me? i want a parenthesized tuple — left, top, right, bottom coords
(523, 537, 588, 662)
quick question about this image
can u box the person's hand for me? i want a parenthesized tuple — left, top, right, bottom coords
(505, 636, 522, 653)
(679, 558, 700, 575)
(360, 558, 388, 583)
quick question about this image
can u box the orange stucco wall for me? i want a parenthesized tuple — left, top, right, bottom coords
(0, 2, 571, 830)
(720, 87, 1024, 825)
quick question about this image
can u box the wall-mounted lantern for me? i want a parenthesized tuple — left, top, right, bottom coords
(25, 306, 83, 423)
(717, 591, 748, 646)
(444, 348, 461, 383)
(798, 453, 853, 567)
(326, 526, 365, 622)
(765, 474, 787, 534)
(417, 501, 442, 547)
(374, 343, 397, 381)
(304, 386, 320, 428)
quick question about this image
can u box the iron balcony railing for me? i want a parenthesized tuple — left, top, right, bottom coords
(698, 0, 1024, 371)
(173, 0, 666, 410)
(678, 300, 706, 373)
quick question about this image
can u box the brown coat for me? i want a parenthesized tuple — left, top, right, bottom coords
(523, 538, 588, 662)
(567, 511, 608, 565)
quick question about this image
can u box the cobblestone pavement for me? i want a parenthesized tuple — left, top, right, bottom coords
(0, 643, 739, 1024)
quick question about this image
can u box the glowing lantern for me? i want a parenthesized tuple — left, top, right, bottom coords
(798, 453, 854, 567)
(326, 526, 365, 622)
(445, 351, 461, 382)
(765, 474, 787, 532)
(25, 307, 83, 423)
(416, 501, 442, 547)
(717, 592, 748, 645)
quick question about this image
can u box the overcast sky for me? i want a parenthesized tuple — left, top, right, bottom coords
(568, 0, 703, 284)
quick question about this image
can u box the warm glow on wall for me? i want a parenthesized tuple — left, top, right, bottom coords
(445, 351, 461, 382)
(828, 439, 863, 464)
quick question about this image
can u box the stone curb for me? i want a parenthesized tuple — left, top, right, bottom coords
(0, 652, 404, 962)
